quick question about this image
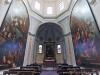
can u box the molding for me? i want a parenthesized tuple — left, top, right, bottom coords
(29, 32, 36, 37)
(42, 19, 57, 23)
(26, 0, 73, 20)
(56, 0, 72, 19)
(23, 0, 77, 23)
(57, 0, 78, 22)
(57, 12, 70, 22)
(63, 32, 71, 37)
(23, 0, 43, 22)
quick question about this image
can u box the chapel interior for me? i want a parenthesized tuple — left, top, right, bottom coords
(0, 0, 100, 75)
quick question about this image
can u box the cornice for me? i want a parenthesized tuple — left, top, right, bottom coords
(22, 0, 78, 23)
(26, 0, 73, 19)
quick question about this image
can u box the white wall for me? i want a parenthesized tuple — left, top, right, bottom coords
(43, 0, 57, 17)
(0, 0, 11, 27)
(58, 16, 76, 66)
(27, 0, 43, 15)
(56, 0, 78, 22)
(23, 0, 44, 22)
(29, 16, 42, 34)
(56, 0, 71, 15)
(90, 0, 100, 30)
(58, 16, 70, 34)
(23, 16, 42, 66)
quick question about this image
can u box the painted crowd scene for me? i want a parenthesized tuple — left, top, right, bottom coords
(0, 0, 29, 67)
(71, 0, 100, 67)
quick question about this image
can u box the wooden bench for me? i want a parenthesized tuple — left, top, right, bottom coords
(0, 65, 11, 70)
(3, 68, 40, 75)
(26, 64, 41, 71)
(20, 66, 38, 70)
(3, 71, 17, 75)
(58, 66, 99, 75)
(80, 68, 99, 75)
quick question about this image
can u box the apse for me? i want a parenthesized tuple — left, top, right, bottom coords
(35, 23, 66, 64)
(70, 0, 100, 67)
(0, 0, 29, 67)
(36, 23, 63, 42)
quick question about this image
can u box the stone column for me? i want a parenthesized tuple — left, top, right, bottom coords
(62, 40, 67, 64)
(23, 33, 35, 66)
(64, 33, 76, 66)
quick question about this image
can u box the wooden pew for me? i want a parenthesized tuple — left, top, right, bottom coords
(26, 64, 41, 71)
(3, 70, 17, 75)
(3, 68, 41, 75)
(20, 66, 41, 75)
(58, 66, 81, 75)
(20, 66, 39, 71)
(80, 68, 98, 75)
(0, 64, 11, 70)
(57, 65, 79, 75)
(57, 66, 99, 75)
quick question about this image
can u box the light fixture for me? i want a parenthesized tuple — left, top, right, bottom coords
(38, 45, 42, 53)
(57, 45, 61, 53)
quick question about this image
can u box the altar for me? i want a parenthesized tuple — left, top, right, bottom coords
(44, 59, 56, 67)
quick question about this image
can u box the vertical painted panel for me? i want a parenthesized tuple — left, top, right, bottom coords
(0, 0, 29, 67)
(71, 0, 100, 67)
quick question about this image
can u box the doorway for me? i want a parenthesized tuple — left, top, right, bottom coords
(45, 42, 55, 60)
(35, 22, 65, 65)
(44, 42, 56, 67)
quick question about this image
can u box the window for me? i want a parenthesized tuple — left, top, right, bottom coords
(7, 0, 11, 3)
(57, 45, 61, 53)
(34, 1, 40, 10)
(59, 1, 64, 11)
(47, 7, 53, 14)
(38, 45, 42, 53)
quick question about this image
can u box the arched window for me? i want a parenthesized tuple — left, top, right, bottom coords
(57, 45, 61, 53)
(38, 45, 42, 53)
(47, 7, 53, 14)
(34, 1, 40, 10)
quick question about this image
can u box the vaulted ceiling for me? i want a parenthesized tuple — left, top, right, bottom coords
(0, 0, 73, 19)
(28, 0, 72, 18)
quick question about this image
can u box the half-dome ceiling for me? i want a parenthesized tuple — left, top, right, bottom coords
(28, 0, 72, 18)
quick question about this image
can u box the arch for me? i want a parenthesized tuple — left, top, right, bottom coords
(34, 22, 66, 65)
(36, 22, 64, 42)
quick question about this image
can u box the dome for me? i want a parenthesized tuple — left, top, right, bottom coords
(28, 0, 72, 18)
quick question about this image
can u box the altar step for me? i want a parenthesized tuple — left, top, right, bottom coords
(43, 59, 56, 68)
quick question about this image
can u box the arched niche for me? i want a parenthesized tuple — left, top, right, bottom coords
(0, 0, 29, 67)
(36, 23, 63, 42)
(34, 22, 66, 64)
(70, 0, 100, 68)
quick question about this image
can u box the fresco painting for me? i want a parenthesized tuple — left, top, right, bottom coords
(0, 0, 29, 67)
(70, 0, 100, 67)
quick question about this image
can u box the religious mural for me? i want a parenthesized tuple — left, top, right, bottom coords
(0, 0, 29, 68)
(70, 0, 100, 67)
